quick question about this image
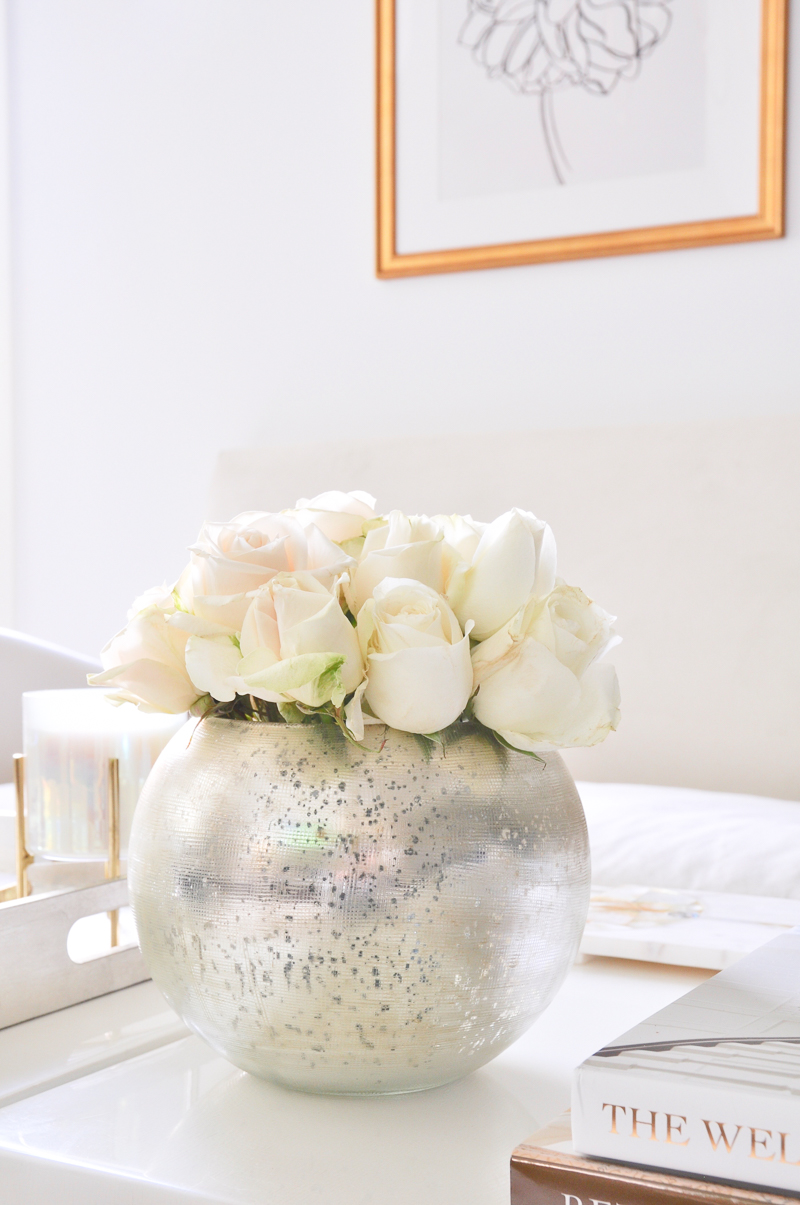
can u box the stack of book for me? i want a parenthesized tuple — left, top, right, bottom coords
(512, 929, 800, 1204)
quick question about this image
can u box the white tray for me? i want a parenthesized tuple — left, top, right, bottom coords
(580, 885, 800, 969)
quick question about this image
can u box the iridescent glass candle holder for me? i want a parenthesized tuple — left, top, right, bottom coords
(23, 689, 186, 861)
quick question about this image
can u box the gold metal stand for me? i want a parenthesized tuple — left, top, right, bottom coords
(105, 757, 121, 947)
(15, 755, 34, 899)
(0, 755, 34, 903)
(1, 755, 124, 942)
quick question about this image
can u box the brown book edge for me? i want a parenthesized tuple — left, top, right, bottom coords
(511, 1115, 799, 1205)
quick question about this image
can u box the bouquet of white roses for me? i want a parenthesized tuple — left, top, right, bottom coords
(90, 491, 620, 754)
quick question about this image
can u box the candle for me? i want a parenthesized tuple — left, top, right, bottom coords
(23, 689, 187, 861)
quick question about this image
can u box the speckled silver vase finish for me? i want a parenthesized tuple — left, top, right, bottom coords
(128, 718, 590, 1095)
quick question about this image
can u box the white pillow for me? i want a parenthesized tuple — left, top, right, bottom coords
(578, 781, 800, 899)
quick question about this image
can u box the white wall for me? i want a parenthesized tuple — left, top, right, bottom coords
(0, 1, 13, 628)
(8, 0, 800, 657)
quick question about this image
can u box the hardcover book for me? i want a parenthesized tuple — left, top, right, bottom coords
(512, 1114, 798, 1205)
(571, 929, 800, 1194)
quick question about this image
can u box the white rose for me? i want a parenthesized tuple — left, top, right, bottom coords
(89, 599, 200, 713)
(187, 510, 353, 632)
(350, 511, 457, 615)
(446, 508, 557, 641)
(432, 513, 488, 562)
(185, 572, 364, 708)
(353, 578, 473, 735)
(291, 490, 377, 544)
(471, 582, 620, 751)
(238, 572, 364, 708)
(126, 582, 175, 619)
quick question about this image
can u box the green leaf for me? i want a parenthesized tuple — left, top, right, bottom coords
(291, 700, 364, 746)
(417, 718, 474, 755)
(489, 729, 546, 765)
(315, 658, 346, 708)
(413, 733, 435, 761)
(277, 701, 307, 724)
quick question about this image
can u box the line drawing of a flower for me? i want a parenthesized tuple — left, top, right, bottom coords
(458, 0, 674, 185)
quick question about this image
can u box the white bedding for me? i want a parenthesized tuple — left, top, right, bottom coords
(578, 781, 800, 900)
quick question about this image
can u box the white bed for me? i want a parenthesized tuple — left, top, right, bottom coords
(578, 778, 800, 968)
(579, 779, 800, 899)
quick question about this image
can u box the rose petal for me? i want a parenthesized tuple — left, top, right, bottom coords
(240, 650, 346, 707)
(184, 635, 243, 703)
(353, 541, 446, 614)
(89, 660, 199, 714)
(448, 509, 557, 641)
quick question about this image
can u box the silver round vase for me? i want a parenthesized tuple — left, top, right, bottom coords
(128, 717, 590, 1095)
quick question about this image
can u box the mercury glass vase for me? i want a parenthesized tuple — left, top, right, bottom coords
(128, 717, 590, 1095)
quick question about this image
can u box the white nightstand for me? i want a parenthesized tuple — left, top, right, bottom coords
(0, 956, 710, 1204)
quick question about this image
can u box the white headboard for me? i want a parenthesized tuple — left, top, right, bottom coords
(208, 416, 800, 801)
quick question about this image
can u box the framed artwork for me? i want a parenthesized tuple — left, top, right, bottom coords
(376, 0, 787, 278)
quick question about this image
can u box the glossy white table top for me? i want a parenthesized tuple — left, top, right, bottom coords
(0, 956, 711, 1205)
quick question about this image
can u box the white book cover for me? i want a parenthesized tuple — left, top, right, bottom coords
(572, 929, 800, 1194)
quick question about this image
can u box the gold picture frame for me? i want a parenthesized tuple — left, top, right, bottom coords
(376, 0, 787, 279)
